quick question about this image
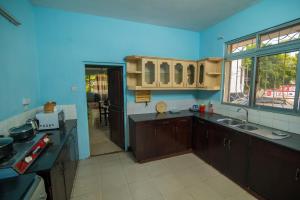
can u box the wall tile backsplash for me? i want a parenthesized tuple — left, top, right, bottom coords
(127, 99, 199, 115)
(0, 104, 77, 136)
(210, 100, 300, 134)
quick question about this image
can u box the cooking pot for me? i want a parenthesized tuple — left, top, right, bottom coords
(0, 136, 14, 160)
(9, 124, 35, 142)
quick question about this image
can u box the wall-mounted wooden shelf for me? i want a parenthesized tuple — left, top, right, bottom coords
(125, 55, 223, 91)
(127, 70, 142, 74)
(206, 72, 222, 76)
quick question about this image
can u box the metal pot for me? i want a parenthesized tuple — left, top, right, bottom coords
(26, 118, 39, 131)
(0, 136, 14, 160)
(9, 124, 35, 142)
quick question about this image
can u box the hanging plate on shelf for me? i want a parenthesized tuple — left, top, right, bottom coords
(156, 101, 167, 113)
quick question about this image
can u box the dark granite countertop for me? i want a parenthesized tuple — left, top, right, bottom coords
(129, 110, 300, 153)
(27, 120, 77, 173)
(0, 173, 36, 200)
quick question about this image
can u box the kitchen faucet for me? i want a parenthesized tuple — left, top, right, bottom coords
(237, 107, 249, 123)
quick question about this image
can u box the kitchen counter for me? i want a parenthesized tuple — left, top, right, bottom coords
(27, 119, 77, 173)
(0, 173, 36, 200)
(129, 110, 300, 153)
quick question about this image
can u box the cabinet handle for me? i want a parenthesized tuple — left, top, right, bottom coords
(228, 140, 231, 150)
(295, 168, 300, 181)
(223, 138, 227, 147)
(197, 119, 204, 124)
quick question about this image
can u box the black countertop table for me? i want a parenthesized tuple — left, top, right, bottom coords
(129, 110, 300, 153)
(27, 119, 77, 173)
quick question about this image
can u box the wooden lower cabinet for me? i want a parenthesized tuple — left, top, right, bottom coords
(130, 115, 300, 199)
(249, 137, 300, 200)
(129, 117, 192, 162)
(38, 128, 79, 200)
(132, 121, 157, 161)
(193, 120, 249, 186)
(192, 118, 209, 162)
(175, 118, 192, 152)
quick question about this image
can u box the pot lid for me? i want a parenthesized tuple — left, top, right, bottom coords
(9, 124, 33, 134)
(0, 137, 13, 148)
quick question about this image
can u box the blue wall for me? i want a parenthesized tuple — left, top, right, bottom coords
(34, 7, 200, 159)
(199, 0, 300, 101)
(0, 0, 40, 120)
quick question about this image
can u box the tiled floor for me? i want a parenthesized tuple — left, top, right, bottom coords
(88, 107, 122, 156)
(71, 152, 257, 200)
(89, 126, 122, 156)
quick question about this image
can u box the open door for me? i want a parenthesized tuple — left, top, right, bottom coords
(108, 67, 124, 149)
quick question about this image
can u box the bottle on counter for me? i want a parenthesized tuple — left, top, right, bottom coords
(208, 101, 214, 114)
(199, 104, 206, 113)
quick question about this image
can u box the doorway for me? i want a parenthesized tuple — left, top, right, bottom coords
(85, 64, 124, 156)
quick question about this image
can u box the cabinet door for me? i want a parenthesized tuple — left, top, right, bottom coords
(276, 152, 300, 200)
(249, 137, 300, 200)
(174, 118, 192, 152)
(208, 124, 227, 173)
(64, 135, 77, 200)
(186, 62, 197, 87)
(248, 137, 283, 200)
(142, 58, 157, 87)
(50, 150, 67, 200)
(156, 119, 177, 156)
(135, 122, 157, 161)
(172, 61, 185, 87)
(157, 60, 172, 87)
(192, 118, 209, 162)
(197, 62, 205, 87)
(227, 131, 249, 186)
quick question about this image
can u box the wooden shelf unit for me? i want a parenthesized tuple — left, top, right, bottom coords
(125, 55, 222, 91)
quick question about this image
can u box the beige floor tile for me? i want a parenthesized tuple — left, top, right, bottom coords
(72, 176, 101, 198)
(186, 183, 224, 200)
(71, 192, 101, 200)
(152, 174, 185, 196)
(128, 179, 163, 200)
(101, 170, 127, 191)
(163, 188, 195, 200)
(205, 175, 245, 198)
(101, 184, 133, 200)
(225, 189, 258, 200)
(72, 152, 258, 200)
(144, 160, 171, 178)
(124, 164, 151, 184)
(76, 164, 101, 180)
(88, 116, 122, 156)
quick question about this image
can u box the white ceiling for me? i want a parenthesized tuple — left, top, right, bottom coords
(31, 0, 259, 31)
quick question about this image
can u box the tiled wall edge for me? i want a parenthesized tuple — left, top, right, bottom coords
(0, 104, 77, 135)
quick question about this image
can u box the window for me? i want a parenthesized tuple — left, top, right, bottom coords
(228, 37, 256, 54)
(223, 20, 300, 113)
(255, 51, 298, 109)
(261, 24, 300, 47)
(223, 58, 253, 105)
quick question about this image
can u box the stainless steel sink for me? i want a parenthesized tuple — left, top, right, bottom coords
(234, 124, 259, 131)
(216, 117, 289, 140)
(217, 118, 243, 126)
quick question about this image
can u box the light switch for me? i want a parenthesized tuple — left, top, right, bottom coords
(22, 98, 31, 106)
(71, 85, 78, 92)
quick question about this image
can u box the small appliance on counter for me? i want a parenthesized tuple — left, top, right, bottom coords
(36, 110, 64, 130)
